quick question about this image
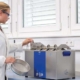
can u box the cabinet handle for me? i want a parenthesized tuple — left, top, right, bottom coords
(16, 22, 17, 32)
(14, 40, 16, 57)
(10, 22, 12, 32)
(68, 16, 69, 28)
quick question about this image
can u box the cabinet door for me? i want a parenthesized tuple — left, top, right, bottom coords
(0, 0, 12, 38)
(17, 0, 62, 37)
(34, 51, 46, 78)
(71, 0, 80, 36)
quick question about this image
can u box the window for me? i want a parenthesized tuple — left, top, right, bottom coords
(77, 0, 80, 23)
(0, 0, 8, 4)
(18, 0, 61, 33)
(71, 0, 80, 30)
(0, 0, 12, 34)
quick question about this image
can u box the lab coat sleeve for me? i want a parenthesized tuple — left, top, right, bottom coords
(0, 56, 6, 67)
(9, 43, 24, 53)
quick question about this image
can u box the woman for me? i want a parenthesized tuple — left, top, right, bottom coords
(0, 2, 33, 80)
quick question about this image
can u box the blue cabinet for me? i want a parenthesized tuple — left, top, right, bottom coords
(34, 51, 46, 78)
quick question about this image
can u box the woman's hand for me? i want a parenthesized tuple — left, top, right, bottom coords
(5, 57, 15, 63)
(22, 38, 33, 46)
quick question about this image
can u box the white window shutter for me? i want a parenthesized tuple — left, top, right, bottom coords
(23, 0, 57, 27)
(77, 0, 80, 23)
(0, 0, 8, 4)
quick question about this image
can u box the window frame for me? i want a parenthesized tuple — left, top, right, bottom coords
(71, 0, 80, 30)
(17, 0, 61, 33)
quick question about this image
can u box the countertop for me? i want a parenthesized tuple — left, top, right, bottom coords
(8, 77, 80, 80)
(6, 67, 80, 80)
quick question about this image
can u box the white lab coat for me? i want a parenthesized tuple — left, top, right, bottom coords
(0, 31, 23, 80)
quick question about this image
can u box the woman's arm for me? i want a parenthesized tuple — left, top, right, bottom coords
(9, 38, 33, 53)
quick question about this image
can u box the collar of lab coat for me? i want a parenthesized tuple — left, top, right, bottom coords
(0, 30, 6, 39)
(0, 25, 7, 39)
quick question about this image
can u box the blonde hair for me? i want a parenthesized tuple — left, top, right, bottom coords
(0, 2, 10, 12)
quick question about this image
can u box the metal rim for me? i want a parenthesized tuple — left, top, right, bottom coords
(11, 59, 30, 76)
